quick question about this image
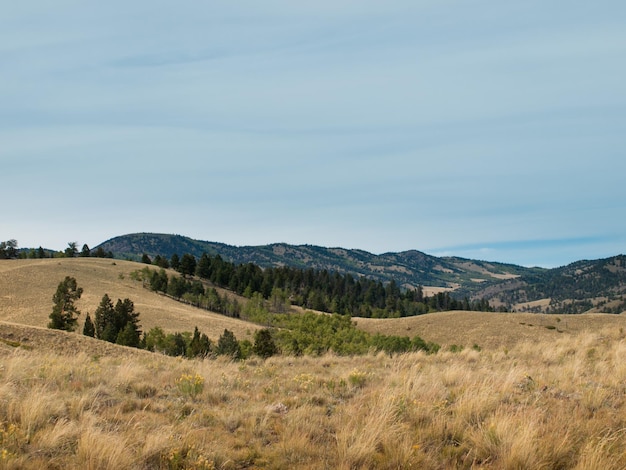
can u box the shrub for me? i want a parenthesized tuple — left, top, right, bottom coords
(176, 373, 205, 400)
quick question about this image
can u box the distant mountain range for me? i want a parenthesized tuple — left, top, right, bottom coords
(96, 233, 626, 314)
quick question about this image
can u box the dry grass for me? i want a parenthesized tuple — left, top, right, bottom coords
(0, 327, 626, 468)
(355, 310, 626, 350)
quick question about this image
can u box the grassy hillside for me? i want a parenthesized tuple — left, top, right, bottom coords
(1, 324, 626, 468)
(3, 258, 626, 351)
(0, 258, 260, 342)
(355, 310, 626, 350)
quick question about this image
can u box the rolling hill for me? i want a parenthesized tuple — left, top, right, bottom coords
(2, 257, 626, 351)
(0, 258, 260, 343)
(95, 232, 626, 313)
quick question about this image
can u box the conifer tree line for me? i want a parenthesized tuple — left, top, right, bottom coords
(0, 239, 113, 259)
(141, 252, 497, 317)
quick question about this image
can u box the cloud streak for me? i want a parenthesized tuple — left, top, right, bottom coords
(1, 1, 625, 267)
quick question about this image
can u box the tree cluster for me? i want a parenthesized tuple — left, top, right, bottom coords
(137, 267, 242, 317)
(146, 252, 495, 318)
(1, 239, 114, 259)
(0, 240, 18, 259)
(87, 294, 142, 347)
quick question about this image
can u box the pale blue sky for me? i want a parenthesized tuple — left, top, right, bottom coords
(2, 1, 625, 268)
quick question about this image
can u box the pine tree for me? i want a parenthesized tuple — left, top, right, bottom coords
(216, 329, 241, 359)
(83, 313, 95, 337)
(179, 253, 197, 277)
(94, 294, 116, 341)
(48, 276, 83, 331)
(116, 322, 140, 348)
(170, 253, 180, 271)
(253, 328, 278, 358)
(187, 326, 212, 358)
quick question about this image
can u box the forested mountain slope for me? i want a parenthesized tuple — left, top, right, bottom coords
(96, 233, 626, 313)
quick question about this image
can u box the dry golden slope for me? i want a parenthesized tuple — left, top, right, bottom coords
(0, 258, 260, 342)
(356, 311, 626, 350)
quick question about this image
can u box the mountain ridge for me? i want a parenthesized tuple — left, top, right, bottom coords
(95, 232, 626, 313)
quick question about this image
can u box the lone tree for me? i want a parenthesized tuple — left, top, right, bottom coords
(80, 244, 91, 257)
(65, 242, 78, 258)
(48, 276, 83, 331)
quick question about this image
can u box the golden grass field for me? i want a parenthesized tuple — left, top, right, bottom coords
(2, 258, 626, 469)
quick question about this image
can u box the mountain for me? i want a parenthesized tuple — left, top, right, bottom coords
(95, 233, 626, 313)
(95, 232, 538, 288)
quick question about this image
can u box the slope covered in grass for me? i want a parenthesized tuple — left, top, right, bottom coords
(0, 258, 259, 342)
(1, 327, 626, 468)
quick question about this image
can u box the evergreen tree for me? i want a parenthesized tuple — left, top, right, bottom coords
(0, 240, 18, 259)
(170, 253, 180, 271)
(94, 294, 116, 341)
(48, 276, 83, 331)
(116, 322, 140, 347)
(141, 253, 152, 264)
(253, 328, 278, 358)
(83, 313, 95, 337)
(93, 294, 141, 346)
(80, 244, 91, 257)
(114, 298, 142, 344)
(187, 326, 212, 358)
(196, 253, 212, 278)
(65, 242, 78, 258)
(179, 253, 197, 277)
(216, 329, 241, 359)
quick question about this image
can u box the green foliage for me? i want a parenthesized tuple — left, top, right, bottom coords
(94, 294, 141, 347)
(48, 276, 83, 331)
(216, 329, 241, 359)
(0, 239, 18, 259)
(266, 311, 439, 356)
(94, 294, 115, 341)
(64, 242, 78, 258)
(253, 329, 278, 359)
(144, 326, 212, 358)
(187, 327, 212, 358)
(117, 322, 141, 347)
(170, 253, 180, 270)
(179, 253, 197, 277)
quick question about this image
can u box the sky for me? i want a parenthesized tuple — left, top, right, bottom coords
(1, 1, 625, 268)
